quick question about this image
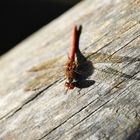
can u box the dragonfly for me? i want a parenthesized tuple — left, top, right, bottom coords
(25, 26, 79, 91)
(24, 25, 136, 92)
(25, 25, 81, 91)
(65, 25, 77, 89)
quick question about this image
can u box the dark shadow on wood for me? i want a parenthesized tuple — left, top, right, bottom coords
(126, 124, 140, 140)
(74, 25, 95, 89)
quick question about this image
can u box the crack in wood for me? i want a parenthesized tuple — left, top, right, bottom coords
(86, 21, 140, 57)
(0, 80, 60, 122)
(39, 69, 140, 140)
(38, 98, 111, 140)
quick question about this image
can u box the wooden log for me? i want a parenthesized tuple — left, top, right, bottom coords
(0, 0, 140, 139)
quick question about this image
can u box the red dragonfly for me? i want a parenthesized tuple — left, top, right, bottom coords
(25, 25, 127, 92)
(65, 26, 77, 90)
(25, 26, 78, 91)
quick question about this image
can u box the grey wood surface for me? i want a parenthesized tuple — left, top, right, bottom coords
(0, 0, 140, 140)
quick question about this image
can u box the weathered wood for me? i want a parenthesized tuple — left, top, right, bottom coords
(0, 0, 140, 140)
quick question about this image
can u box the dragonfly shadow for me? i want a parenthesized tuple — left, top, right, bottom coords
(74, 25, 95, 88)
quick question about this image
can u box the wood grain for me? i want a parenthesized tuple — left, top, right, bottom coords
(0, 0, 140, 140)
